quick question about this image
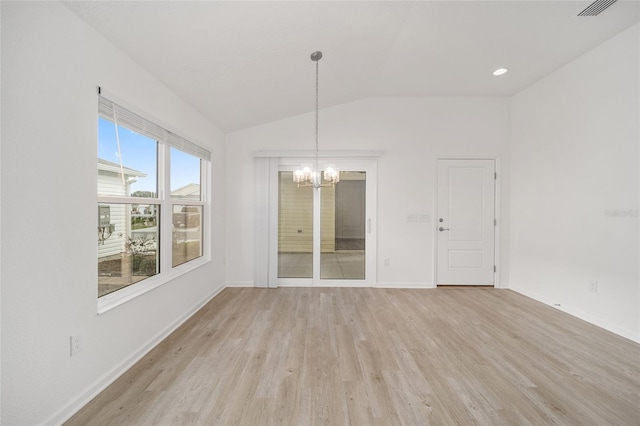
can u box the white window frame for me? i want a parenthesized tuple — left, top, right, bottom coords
(97, 92, 211, 314)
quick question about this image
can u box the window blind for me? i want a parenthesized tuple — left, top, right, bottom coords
(98, 95, 211, 161)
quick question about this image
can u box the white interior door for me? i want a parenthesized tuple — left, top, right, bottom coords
(437, 159, 495, 286)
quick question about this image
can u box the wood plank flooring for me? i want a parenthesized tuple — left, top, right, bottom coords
(66, 288, 640, 425)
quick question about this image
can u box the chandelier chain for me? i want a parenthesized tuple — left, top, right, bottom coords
(315, 59, 319, 178)
(293, 51, 338, 188)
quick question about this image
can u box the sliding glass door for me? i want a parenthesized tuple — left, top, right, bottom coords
(276, 160, 376, 287)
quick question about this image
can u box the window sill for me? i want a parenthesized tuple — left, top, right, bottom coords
(97, 256, 211, 314)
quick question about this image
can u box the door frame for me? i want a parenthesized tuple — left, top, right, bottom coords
(433, 156, 502, 288)
(253, 151, 381, 288)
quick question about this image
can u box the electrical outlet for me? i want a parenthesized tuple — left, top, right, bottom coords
(589, 280, 598, 293)
(384, 258, 390, 267)
(70, 333, 82, 356)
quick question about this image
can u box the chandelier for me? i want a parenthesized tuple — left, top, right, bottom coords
(293, 51, 340, 188)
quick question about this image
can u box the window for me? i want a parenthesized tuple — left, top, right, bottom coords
(170, 147, 203, 267)
(97, 95, 210, 308)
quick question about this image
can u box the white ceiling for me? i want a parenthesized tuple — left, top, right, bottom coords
(65, 1, 640, 132)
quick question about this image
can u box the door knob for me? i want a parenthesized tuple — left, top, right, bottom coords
(439, 227, 450, 231)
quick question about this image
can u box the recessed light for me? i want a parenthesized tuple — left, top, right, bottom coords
(493, 68, 509, 76)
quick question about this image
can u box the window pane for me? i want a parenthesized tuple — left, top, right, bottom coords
(171, 147, 201, 200)
(98, 117, 158, 197)
(278, 171, 313, 278)
(172, 205, 202, 267)
(321, 172, 366, 279)
(98, 203, 159, 297)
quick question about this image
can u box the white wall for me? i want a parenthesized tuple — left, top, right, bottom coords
(0, 2, 3, 418)
(510, 24, 640, 342)
(0, 2, 226, 424)
(226, 97, 511, 288)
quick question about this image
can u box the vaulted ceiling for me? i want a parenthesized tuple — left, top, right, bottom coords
(65, 1, 640, 131)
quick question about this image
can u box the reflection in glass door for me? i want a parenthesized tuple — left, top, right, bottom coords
(321, 172, 366, 279)
(278, 169, 367, 282)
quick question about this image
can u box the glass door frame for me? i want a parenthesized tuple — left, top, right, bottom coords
(275, 157, 377, 287)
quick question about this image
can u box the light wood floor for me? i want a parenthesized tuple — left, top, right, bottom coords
(67, 288, 640, 425)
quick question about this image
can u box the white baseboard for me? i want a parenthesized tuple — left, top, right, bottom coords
(509, 285, 640, 344)
(375, 282, 435, 289)
(274, 282, 435, 289)
(46, 283, 226, 425)
(228, 282, 436, 289)
(225, 281, 254, 287)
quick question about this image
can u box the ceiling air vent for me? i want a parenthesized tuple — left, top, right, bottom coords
(578, 0, 618, 16)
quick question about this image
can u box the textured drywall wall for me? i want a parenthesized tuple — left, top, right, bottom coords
(1, 2, 225, 423)
(510, 24, 640, 342)
(225, 96, 511, 288)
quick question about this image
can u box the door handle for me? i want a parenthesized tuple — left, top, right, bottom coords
(367, 218, 372, 234)
(439, 227, 450, 231)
